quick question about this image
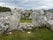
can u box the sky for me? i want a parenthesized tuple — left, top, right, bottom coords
(0, 0, 53, 9)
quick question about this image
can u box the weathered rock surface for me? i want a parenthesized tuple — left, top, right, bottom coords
(32, 9, 53, 31)
(0, 9, 21, 34)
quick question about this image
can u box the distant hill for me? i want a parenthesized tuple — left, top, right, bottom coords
(0, 6, 11, 12)
(44, 9, 53, 13)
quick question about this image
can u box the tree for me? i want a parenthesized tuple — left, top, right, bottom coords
(0, 6, 11, 12)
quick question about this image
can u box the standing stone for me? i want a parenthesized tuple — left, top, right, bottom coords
(32, 9, 45, 27)
(32, 9, 53, 31)
(0, 9, 21, 33)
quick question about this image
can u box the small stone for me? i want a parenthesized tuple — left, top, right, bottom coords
(7, 32, 12, 35)
(27, 31, 31, 34)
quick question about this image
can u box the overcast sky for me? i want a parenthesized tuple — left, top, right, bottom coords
(0, 0, 53, 9)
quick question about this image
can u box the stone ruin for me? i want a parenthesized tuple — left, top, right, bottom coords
(0, 9, 21, 34)
(32, 9, 53, 30)
(0, 8, 53, 34)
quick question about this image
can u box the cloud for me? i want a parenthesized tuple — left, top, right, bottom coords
(17, 0, 53, 9)
(0, 2, 22, 9)
(0, 0, 53, 9)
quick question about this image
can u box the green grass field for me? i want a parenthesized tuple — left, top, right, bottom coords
(20, 19, 32, 23)
(0, 28, 53, 40)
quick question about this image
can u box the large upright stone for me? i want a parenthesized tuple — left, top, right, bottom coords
(44, 11, 53, 30)
(32, 9, 45, 27)
(9, 10, 21, 31)
(32, 9, 53, 30)
(0, 9, 21, 33)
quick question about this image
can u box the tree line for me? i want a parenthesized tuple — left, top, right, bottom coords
(0, 6, 11, 12)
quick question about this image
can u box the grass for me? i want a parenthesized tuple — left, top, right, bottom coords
(20, 19, 32, 23)
(0, 28, 53, 40)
